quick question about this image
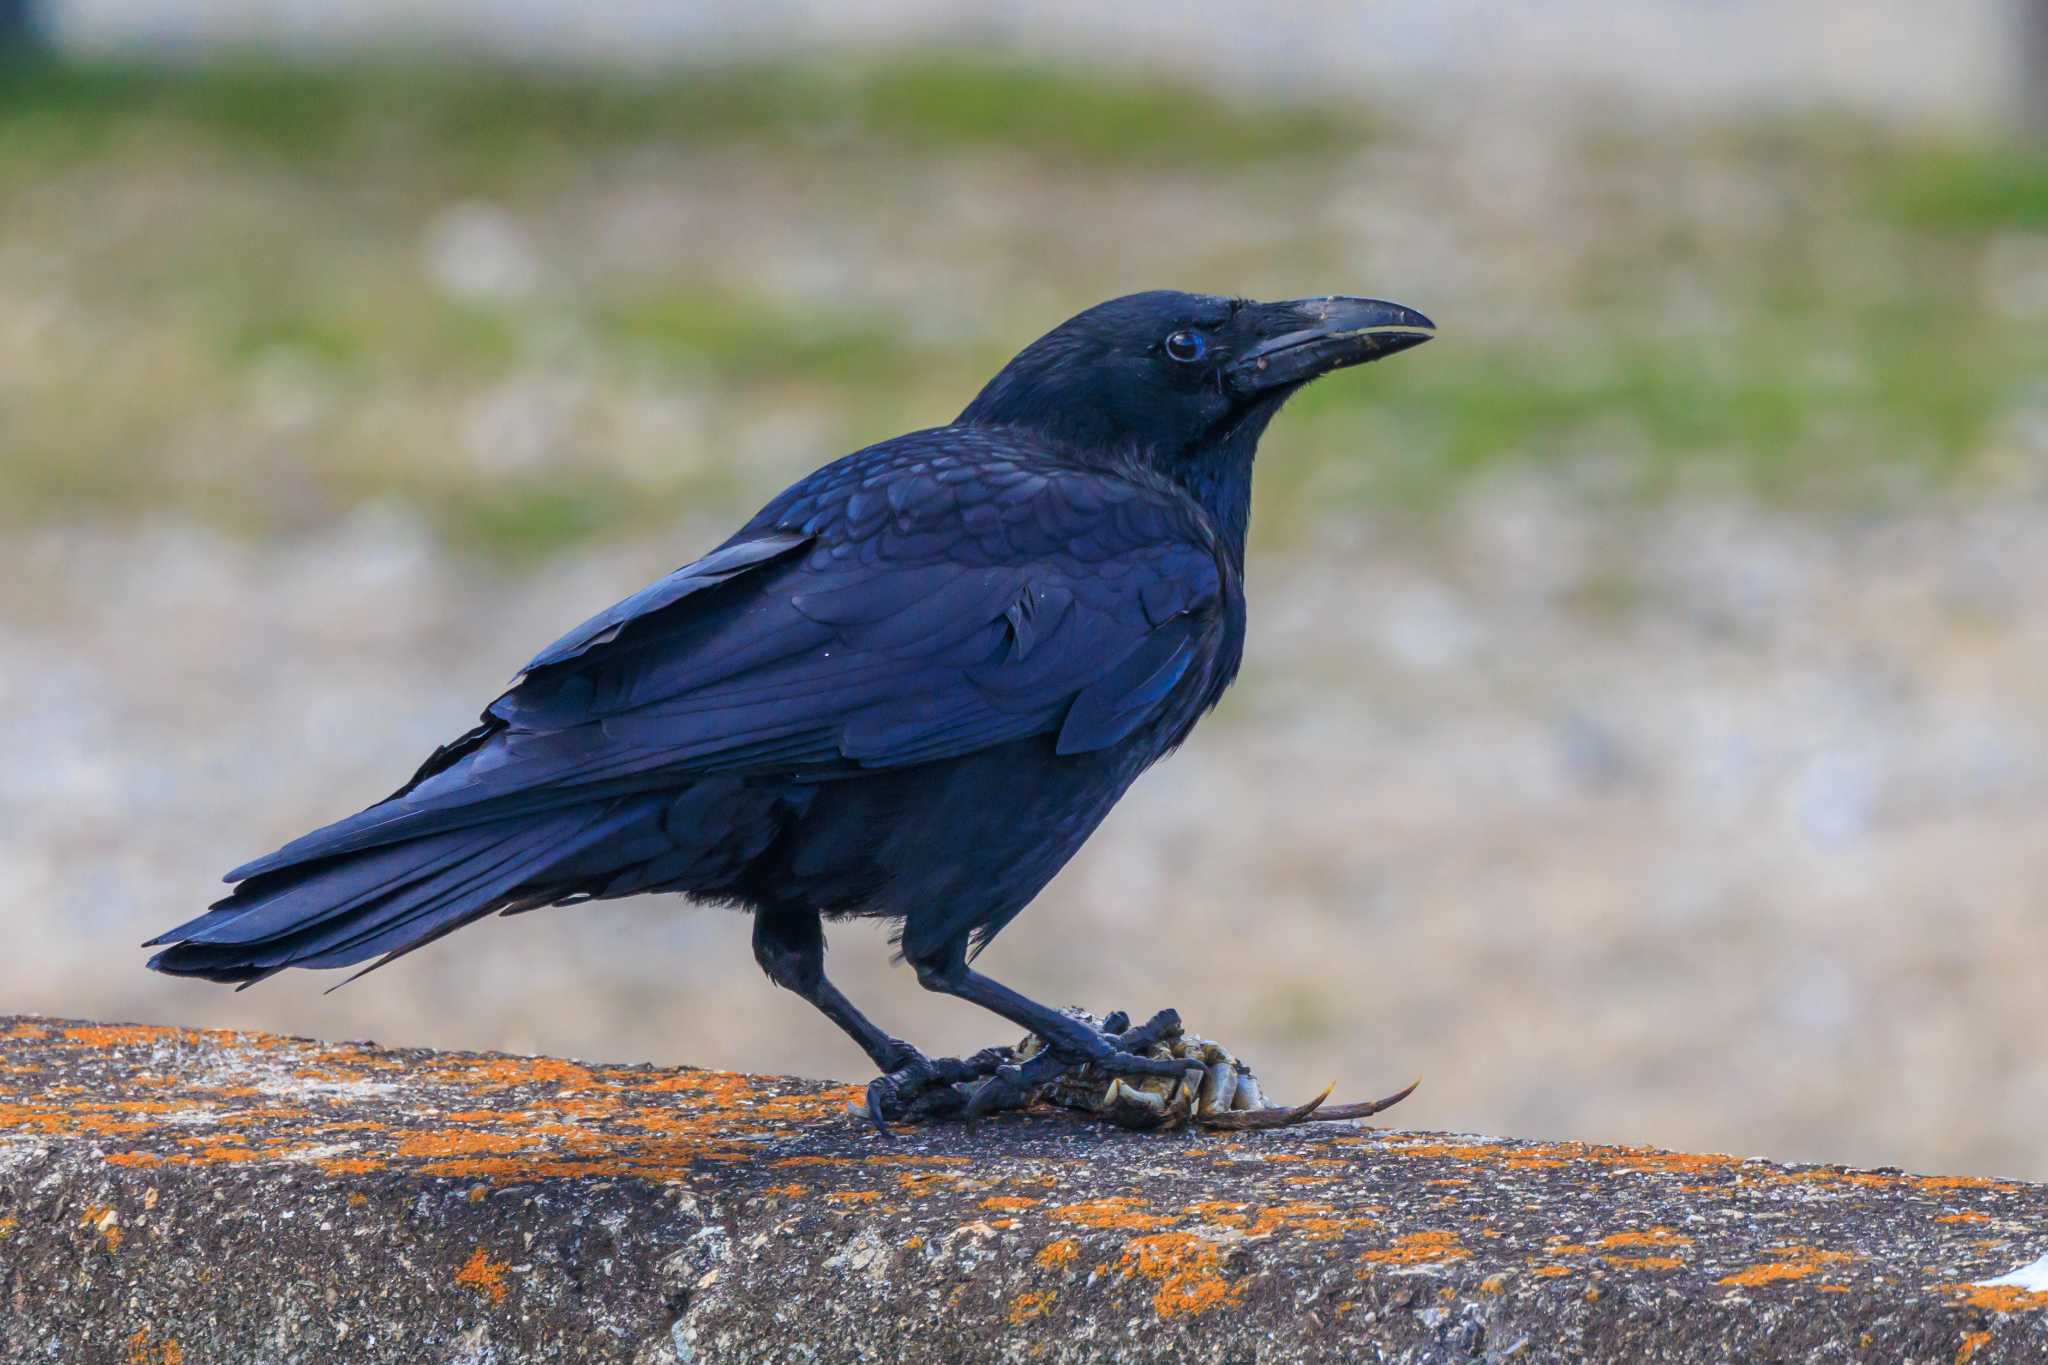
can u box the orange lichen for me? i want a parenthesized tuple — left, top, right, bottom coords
(167, 1146, 259, 1164)
(980, 1196, 1041, 1212)
(455, 1247, 511, 1305)
(1007, 1290, 1056, 1324)
(1604, 1255, 1684, 1271)
(104, 1152, 162, 1168)
(74, 1116, 157, 1137)
(1600, 1227, 1692, 1249)
(1367, 1134, 1747, 1181)
(826, 1190, 881, 1204)
(1203, 1200, 1377, 1244)
(66, 1025, 180, 1047)
(1531, 1265, 1573, 1278)
(317, 1157, 385, 1176)
(416, 1156, 638, 1182)
(552, 1096, 624, 1120)
(434, 1055, 601, 1092)
(1117, 1232, 1242, 1319)
(1036, 1239, 1081, 1270)
(1049, 1197, 1178, 1231)
(1718, 1246, 1855, 1288)
(123, 1328, 184, 1365)
(1957, 1330, 1993, 1361)
(1945, 1285, 2048, 1313)
(764, 1182, 809, 1198)
(1360, 1231, 1469, 1266)
(395, 1130, 543, 1158)
(1771, 1169, 1894, 1189)
(81, 1205, 121, 1253)
(629, 1068, 742, 1094)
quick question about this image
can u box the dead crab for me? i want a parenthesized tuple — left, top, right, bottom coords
(850, 1008, 1415, 1133)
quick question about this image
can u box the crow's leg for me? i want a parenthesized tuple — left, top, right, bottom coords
(752, 905, 907, 1072)
(904, 937, 1190, 1120)
(752, 907, 1010, 1126)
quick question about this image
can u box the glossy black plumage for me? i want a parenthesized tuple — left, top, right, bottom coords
(146, 290, 1434, 1114)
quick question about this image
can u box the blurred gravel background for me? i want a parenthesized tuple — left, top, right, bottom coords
(5, 33, 2048, 1178)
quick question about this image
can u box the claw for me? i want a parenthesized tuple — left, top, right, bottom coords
(1307, 1076, 1423, 1124)
(858, 1078, 901, 1137)
(1100, 1076, 1175, 1129)
(1113, 1079, 1163, 1111)
(962, 1062, 1040, 1125)
(1197, 1077, 1420, 1131)
(1200, 1081, 1333, 1131)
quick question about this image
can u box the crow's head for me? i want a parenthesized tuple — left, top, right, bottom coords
(959, 291, 1434, 504)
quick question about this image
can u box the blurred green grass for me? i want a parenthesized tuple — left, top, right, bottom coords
(0, 57, 1357, 175)
(2, 56, 2045, 556)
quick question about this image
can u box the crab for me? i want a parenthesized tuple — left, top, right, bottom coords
(849, 1008, 1416, 1133)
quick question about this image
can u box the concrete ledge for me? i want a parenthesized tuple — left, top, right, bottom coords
(1, 1015, 2045, 1362)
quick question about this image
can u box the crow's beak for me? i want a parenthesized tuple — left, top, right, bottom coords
(1225, 296, 1436, 394)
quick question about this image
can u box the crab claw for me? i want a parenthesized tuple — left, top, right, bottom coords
(1198, 1077, 1421, 1131)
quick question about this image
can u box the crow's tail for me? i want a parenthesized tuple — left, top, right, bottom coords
(145, 802, 646, 987)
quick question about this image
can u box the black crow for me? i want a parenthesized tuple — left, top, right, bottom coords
(146, 291, 1435, 1124)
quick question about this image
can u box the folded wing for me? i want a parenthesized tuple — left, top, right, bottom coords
(227, 440, 1225, 884)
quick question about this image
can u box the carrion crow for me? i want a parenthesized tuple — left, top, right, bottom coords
(146, 291, 1435, 1125)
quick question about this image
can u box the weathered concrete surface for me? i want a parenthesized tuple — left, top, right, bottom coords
(2, 1016, 2045, 1364)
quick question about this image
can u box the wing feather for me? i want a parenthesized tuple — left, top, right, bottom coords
(229, 432, 1228, 880)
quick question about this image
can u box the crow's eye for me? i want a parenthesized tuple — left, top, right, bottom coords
(1163, 329, 1207, 363)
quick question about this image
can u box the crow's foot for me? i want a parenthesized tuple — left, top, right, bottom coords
(853, 1044, 1015, 1133)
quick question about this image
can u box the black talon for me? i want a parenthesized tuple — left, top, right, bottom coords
(861, 1077, 900, 1136)
(962, 1063, 1036, 1125)
(1116, 1008, 1182, 1051)
(858, 1043, 1017, 1131)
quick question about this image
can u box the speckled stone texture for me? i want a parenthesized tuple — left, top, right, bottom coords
(1, 1016, 2044, 1363)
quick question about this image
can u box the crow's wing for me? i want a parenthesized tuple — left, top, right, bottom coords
(230, 433, 1227, 880)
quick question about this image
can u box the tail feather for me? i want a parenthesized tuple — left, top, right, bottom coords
(149, 802, 647, 986)
(151, 822, 536, 949)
